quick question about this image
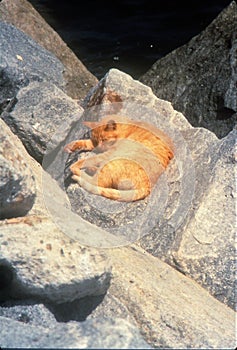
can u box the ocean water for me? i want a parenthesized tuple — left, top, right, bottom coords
(28, 0, 231, 79)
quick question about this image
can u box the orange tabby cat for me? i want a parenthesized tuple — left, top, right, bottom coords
(64, 115, 174, 201)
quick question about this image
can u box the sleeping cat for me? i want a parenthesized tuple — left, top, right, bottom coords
(64, 115, 174, 201)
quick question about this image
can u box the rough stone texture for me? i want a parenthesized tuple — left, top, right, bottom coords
(87, 291, 137, 325)
(0, 119, 111, 304)
(0, 316, 150, 349)
(0, 302, 57, 329)
(0, 0, 98, 101)
(140, 127, 219, 255)
(0, 21, 65, 112)
(225, 29, 237, 112)
(0, 217, 111, 303)
(169, 129, 237, 310)
(0, 119, 36, 219)
(77, 69, 235, 310)
(0, 243, 235, 349)
(83, 68, 192, 131)
(140, 1, 237, 138)
(2, 81, 83, 163)
(141, 129, 236, 310)
(0, 117, 49, 219)
(106, 245, 235, 349)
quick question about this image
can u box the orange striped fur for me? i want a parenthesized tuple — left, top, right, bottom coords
(64, 115, 174, 201)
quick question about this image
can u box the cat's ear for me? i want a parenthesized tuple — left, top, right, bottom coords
(105, 120, 117, 131)
(83, 121, 98, 129)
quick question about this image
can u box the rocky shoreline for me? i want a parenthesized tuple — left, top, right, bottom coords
(0, 0, 236, 348)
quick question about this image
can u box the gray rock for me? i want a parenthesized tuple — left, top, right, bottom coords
(141, 128, 236, 310)
(0, 112, 69, 219)
(106, 245, 235, 349)
(1, 81, 83, 163)
(66, 68, 194, 248)
(0, 302, 57, 329)
(225, 31, 237, 111)
(83, 68, 192, 131)
(0, 119, 36, 219)
(169, 129, 237, 310)
(0, 316, 151, 349)
(139, 127, 220, 254)
(140, 1, 237, 138)
(72, 68, 201, 249)
(77, 68, 236, 311)
(0, 216, 111, 303)
(0, 0, 98, 101)
(0, 21, 65, 112)
(88, 291, 137, 325)
(0, 120, 112, 303)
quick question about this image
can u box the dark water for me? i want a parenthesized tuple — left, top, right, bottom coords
(28, 0, 231, 79)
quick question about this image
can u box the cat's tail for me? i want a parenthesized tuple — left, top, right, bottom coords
(72, 175, 150, 202)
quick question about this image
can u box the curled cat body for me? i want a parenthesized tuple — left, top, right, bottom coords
(64, 115, 174, 202)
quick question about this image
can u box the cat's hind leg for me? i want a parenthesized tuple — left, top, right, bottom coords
(70, 152, 106, 177)
(72, 171, 102, 196)
(72, 171, 150, 202)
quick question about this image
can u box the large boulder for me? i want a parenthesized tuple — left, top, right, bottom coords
(140, 1, 237, 138)
(0, 21, 65, 113)
(105, 245, 235, 349)
(0, 0, 98, 101)
(0, 216, 111, 303)
(169, 129, 236, 310)
(62, 69, 194, 248)
(0, 120, 111, 303)
(142, 126, 236, 309)
(75, 68, 235, 311)
(2, 81, 83, 163)
(0, 21, 87, 166)
(0, 119, 36, 219)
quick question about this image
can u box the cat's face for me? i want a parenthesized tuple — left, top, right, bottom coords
(84, 119, 119, 152)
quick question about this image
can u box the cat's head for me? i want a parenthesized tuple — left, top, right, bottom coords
(83, 119, 119, 151)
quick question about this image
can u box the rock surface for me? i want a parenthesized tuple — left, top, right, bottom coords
(0, 119, 36, 219)
(2, 81, 83, 163)
(0, 216, 111, 303)
(0, 21, 66, 113)
(170, 129, 237, 310)
(77, 68, 236, 310)
(0, 316, 150, 349)
(106, 245, 235, 349)
(0, 302, 57, 328)
(0, 0, 98, 101)
(140, 1, 237, 138)
(0, 119, 111, 303)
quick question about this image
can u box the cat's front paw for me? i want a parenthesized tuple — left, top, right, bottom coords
(64, 141, 79, 153)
